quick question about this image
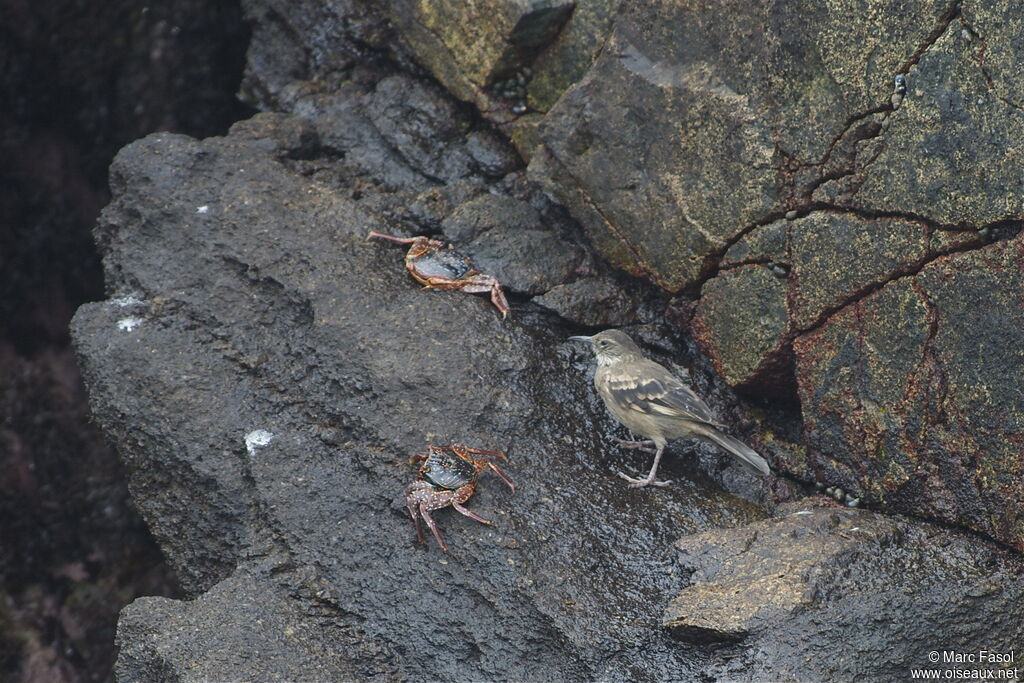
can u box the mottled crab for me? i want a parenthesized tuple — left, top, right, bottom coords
(405, 443, 514, 552)
(368, 231, 510, 318)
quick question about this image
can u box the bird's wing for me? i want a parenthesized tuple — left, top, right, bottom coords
(604, 360, 722, 426)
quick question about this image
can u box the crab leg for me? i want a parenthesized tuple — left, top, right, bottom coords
(418, 503, 449, 553)
(368, 231, 446, 250)
(457, 279, 510, 318)
(489, 285, 510, 319)
(406, 499, 427, 545)
(484, 461, 515, 491)
(367, 231, 417, 244)
(456, 445, 506, 459)
(452, 501, 493, 525)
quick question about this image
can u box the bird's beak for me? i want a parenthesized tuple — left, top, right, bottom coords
(568, 335, 593, 343)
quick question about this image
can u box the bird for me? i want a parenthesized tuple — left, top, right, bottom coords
(569, 329, 770, 488)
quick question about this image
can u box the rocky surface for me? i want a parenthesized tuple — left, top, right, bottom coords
(665, 503, 1024, 680)
(72, 116, 767, 679)
(530, 0, 1024, 551)
(114, 555, 391, 681)
(70, 0, 1024, 679)
(381, 0, 574, 106)
(794, 236, 1024, 550)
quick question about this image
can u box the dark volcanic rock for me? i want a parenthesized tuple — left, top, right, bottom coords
(534, 276, 645, 328)
(531, 0, 989, 293)
(73, 120, 768, 679)
(115, 555, 392, 681)
(526, 0, 1024, 552)
(691, 264, 791, 392)
(692, 212, 982, 390)
(468, 226, 584, 295)
(380, 0, 574, 106)
(664, 504, 1024, 681)
(847, 11, 1024, 225)
(441, 192, 543, 242)
(71, 0, 1024, 678)
(794, 234, 1024, 551)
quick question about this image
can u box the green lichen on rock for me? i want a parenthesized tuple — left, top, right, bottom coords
(851, 17, 1024, 225)
(794, 233, 1024, 550)
(692, 265, 791, 390)
(379, 0, 1024, 551)
(700, 213, 931, 387)
(721, 220, 789, 267)
(526, 0, 616, 113)
(788, 214, 927, 328)
(531, 29, 781, 290)
(382, 0, 574, 104)
(532, 0, 952, 292)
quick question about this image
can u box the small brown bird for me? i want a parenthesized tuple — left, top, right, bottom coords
(570, 329, 770, 488)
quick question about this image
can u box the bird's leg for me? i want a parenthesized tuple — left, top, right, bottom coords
(617, 445, 672, 488)
(611, 436, 658, 454)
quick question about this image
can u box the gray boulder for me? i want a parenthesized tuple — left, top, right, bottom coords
(72, 118, 765, 679)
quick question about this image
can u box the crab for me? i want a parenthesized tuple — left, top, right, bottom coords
(368, 231, 510, 318)
(405, 443, 514, 552)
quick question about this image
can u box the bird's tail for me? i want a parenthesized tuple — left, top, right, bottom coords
(697, 427, 771, 475)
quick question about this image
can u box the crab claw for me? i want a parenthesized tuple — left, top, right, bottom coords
(491, 285, 510, 319)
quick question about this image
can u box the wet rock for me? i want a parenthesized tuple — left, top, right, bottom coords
(528, 2, 1024, 520)
(534, 276, 643, 327)
(695, 213, 962, 390)
(665, 505, 1024, 680)
(848, 13, 1024, 225)
(242, 2, 521, 193)
(229, 111, 321, 159)
(525, 0, 616, 113)
(468, 227, 584, 295)
(362, 74, 491, 184)
(434, 192, 586, 296)
(530, 55, 780, 291)
(441, 193, 544, 243)
(692, 265, 791, 391)
(73, 119, 767, 679)
(720, 220, 790, 268)
(531, 0, 953, 292)
(115, 556, 391, 681)
(466, 129, 523, 178)
(240, 0, 397, 111)
(69, 0, 1024, 677)
(785, 214, 927, 329)
(962, 3, 1024, 111)
(403, 183, 484, 233)
(381, 0, 574, 105)
(794, 232, 1024, 551)
(692, 207, 1024, 551)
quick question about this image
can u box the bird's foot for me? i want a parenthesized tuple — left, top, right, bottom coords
(617, 471, 672, 488)
(611, 437, 657, 454)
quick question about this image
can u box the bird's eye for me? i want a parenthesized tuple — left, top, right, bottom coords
(598, 341, 608, 347)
